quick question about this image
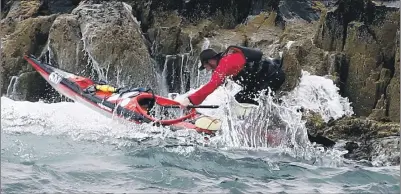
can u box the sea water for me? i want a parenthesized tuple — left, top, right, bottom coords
(1, 72, 399, 193)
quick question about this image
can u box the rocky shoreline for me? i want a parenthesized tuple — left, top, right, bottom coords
(1, 0, 399, 166)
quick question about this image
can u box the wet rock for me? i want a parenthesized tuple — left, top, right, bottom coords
(385, 30, 400, 122)
(46, 14, 89, 76)
(343, 141, 369, 161)
(305, 115, 400, 165)
(302, 110, 336, 148)
(6, 71, 53, 102)
(4, 0, 41, 21)
(368, 94, 390, 121)
(302, 110, 326, 136)
(278, 0, 321, 22)
(243, 12, 283, 55)
(325, 52, 348, 90)
(71, 1, 157, 89)
(322, 116, 400, 142)
(280, 43, 303, 92)
(314, 0, 376, 52)
(36, 0, 81, 16)
(148, 26, 183, 57)
(314, 0, 399, 118)
(1, 0, 13, 19)
(128, 0, 254, 31)
(342, 136, 400, 166)
(370, 136, 400, 166)
(343, 17, 399, 117)
(277, 36, 332, 92)
(1, 15, 58, 98)
(205, 29, 247, 52)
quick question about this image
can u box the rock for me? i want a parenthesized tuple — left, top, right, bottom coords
(1, 15, 58, 98)
(280, 42, 303, 91)
(1, 0, 13, 19)
(249, 0, 279, 15)
(128, 0, 255, 31)
(243, 12, 283, 56)
(148, 26, 182, 57)
(37, 0, 81, 16)
(322, 116, 399, 142)
(4, 0, 41, 21)
(278, 0, 321, 22)
(314, 0, 376, 52)
(325, 52, 347, 90)
(370, 136, 400, 166)
(71, 2, 157, 89)
(46, 14, 89, 76)
(302, 110, 325, 136)
(314, 0, 400, 117)
(342, 136, 400, 166)
(291, 39, 329, 76)
(152, 10, 182, 29)
(205, 29, 247, 52)
(385, 30, 400, 122)
(308, 116, 400, 165)
(343, 141, 370, 161)
(368, 94, 390, 121)
(178, 0, 252, 29)
(6, 71, 54, 102)
(302, 109, 336, 148)
(343, 15, 398, 117)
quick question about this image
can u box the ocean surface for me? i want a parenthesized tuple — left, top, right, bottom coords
(2, 72, 400, 193)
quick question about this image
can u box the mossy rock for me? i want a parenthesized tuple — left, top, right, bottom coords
(5, 0, 41, 20)
(302, 110, 326, 135)
(1, 14, 58, 96)
(323, 116, 400, 142)
(9, 71, 50, 102)
(385, 30, 400, 122)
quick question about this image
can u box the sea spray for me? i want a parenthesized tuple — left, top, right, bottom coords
(6, 76, 19, 100)
(184, 70, 355, 165)
(281, 71, 354, 122)
(1, 70, 355, 166)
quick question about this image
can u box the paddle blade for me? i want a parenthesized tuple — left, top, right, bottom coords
(232, 102, 258, 117)
(194, 116, 222, 131)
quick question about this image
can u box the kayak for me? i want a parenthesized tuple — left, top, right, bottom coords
(24, 55, 222, 136)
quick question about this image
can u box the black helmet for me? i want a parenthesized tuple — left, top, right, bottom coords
(199, 48, 221, 70)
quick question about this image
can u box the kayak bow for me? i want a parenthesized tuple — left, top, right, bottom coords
(23, 55, 222, 136)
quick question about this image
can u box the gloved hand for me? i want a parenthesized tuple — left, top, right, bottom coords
(175, 97, 192, 108)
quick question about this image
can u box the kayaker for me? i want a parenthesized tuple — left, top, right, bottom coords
(176, 45, 286, 107)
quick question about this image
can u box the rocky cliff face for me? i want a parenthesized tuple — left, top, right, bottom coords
(314, 0, 399, 121)
(1, 0, 399, 165)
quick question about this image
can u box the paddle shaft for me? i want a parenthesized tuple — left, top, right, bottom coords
(163, 105, 219, 109)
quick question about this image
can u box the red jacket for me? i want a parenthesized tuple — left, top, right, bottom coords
(188, 52, 246, 105)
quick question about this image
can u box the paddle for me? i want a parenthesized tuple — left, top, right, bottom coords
(162, 105, 219, 109)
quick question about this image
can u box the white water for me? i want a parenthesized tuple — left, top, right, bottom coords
(1, 71, 354, 167)
(171, 71, 354, 163)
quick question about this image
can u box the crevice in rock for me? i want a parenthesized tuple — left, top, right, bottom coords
(338, 55, 349, 97)
(34, 32, 49, 56)
(36, 0, 83, 16)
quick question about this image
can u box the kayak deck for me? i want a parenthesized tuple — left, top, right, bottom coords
(23, 54, 222, 136)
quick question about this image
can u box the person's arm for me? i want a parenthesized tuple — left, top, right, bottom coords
(187, 53, 246, 105)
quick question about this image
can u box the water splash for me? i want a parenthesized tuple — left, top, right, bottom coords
(157, 54, 193, 95)
(6, 76, 20, 100)
(1, 67, 355, 167)
(1, 96, 206, 148)
(281, 71, 354, 122)
(173, 70, 355, 164)
(201, 38, 210, 51)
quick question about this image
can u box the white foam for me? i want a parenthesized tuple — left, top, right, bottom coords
(1, 71, 355, 166)
(1, 96, 204, 147)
